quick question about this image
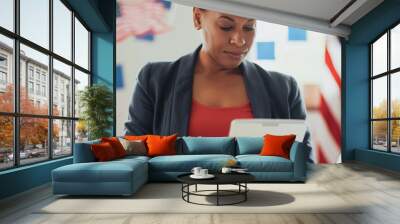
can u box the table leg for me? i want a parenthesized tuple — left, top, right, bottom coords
(195, 184, 197, 192)
(245, 183, 247, 201)
(217, 184, 219, 206)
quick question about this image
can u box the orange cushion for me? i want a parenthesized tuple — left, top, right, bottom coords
(124, 135, 148, 141)
(259, 134, 296, 159)
(101, 137, 127, 158)
(91, 142, 118, 161)
(146, 134, 177, 157)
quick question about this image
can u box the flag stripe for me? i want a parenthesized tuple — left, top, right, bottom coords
(325, 46, 341, 89)
(320, 94, 341, 148)
(317, 144, 328, 163)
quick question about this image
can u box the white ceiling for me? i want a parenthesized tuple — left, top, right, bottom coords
(172, 0, 384, 38)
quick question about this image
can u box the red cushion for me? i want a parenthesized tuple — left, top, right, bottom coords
(259, 134, 296, 159)
(146, 134, 177, 157)
(91, 142, 118, 161)
(101, 137, 126, 158)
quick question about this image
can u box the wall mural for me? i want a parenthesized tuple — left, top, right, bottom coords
(116, 1, 342, 163)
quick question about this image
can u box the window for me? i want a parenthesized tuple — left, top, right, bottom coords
(41, 73, 46, 83)
(0, 0, 91, 170)
(36, 83, 40, 95)
(28, 81, 34, 94)
(0, 54, 7, 86)
(371, 23, 400, 154)
(0, 55, 7, 67)
(35, 70, 41, 81)
(28, 67, 34, 80)
(42, 85, 46, 97)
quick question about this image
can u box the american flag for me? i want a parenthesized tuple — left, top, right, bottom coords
(117, 0, 171, 42)
(308, 36, 342, 163)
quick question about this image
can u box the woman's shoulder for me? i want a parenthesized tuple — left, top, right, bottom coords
(248, 61, 298, 87)
(139, 53, 191, 79)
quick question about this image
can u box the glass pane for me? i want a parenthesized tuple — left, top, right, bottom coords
(0, 116, 13, 170)
(74, 69, 89, 118)
(0, 0, 14, 31)
(75, 120, 88, 143)
(372, 77, 387, 119)
(20, 0, 49, 49)
(20, 44, 49, 115)
(74, 17, 89, 70)
(53, 59, 72, 117)
(372, 121, 388, 151)
(53, 119, 72, 158)
(391, 120, 400, 153)
(0, 34, 14, 112)
(53, 0, 72, 60)
(391, 72, 400, 118)
(372, 33, 387, 76)
(391, 24, 400, 70)
(20, 117, 49, 165)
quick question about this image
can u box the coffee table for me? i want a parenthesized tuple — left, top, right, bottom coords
(177, 172, 255, 206)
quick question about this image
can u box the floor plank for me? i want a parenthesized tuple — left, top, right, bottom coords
(1, 162, 400, 224)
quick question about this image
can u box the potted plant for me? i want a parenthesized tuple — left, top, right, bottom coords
(79, 84, 113, 140)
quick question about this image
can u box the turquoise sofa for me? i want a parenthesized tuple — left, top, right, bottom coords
(52, 137, 307, 196)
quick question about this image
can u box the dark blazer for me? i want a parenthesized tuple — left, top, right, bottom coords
(124, 45, 311, 148)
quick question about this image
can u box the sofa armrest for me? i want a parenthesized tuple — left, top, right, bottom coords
(73, 140, 100, 163)
(289, 141, 306, 181)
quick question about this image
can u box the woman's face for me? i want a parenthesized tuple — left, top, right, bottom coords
(193, 8, 256, 69)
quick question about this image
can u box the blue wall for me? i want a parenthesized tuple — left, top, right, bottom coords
(343, 0, 400, 171)
(0, 0, 115, 200)
(0, 158, 72, 199)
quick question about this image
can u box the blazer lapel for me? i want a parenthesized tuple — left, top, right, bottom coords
(169, 45, 202, 136)
(240, 60, 272, 118)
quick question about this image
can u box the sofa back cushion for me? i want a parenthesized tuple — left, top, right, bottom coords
(101, 137, 127, 158)
(180, 137, 235, 155)
(147, 134, 177, 157)
(91, 142, 118, 161)
(236, 137, 263, 155)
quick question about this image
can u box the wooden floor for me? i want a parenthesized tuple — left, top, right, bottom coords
(1, 162, 400, 224)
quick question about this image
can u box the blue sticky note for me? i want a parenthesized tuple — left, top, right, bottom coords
(257, 42, 275, 60)
(136, 32, 155, 41)
(288, 27, 307, 41)
(116, 64, 124, 89)
(159, 0, 172, 10)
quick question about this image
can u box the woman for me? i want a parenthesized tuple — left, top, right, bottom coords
(124, 8, 310, 148)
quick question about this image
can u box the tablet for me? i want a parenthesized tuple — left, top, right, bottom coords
(229, 119, 307, 142)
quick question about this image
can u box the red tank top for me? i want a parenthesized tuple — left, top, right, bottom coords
(188, 99, 254, 137)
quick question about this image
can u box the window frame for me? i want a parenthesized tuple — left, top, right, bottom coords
(0, 0, 92, 171)
(370, 20, 400, 154)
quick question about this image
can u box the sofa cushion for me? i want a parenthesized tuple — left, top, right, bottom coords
(148, 154, 235, 172)
(236, 155, 293, 172)
(146, 134, 177, 157)
(260, 134, 296, 159)
(180, 137, 235, 155)
(236, 137, 263, 155)
(101, 137, 127, 158)
(52, 158, 147, 183)
(91, 142, 118, 161)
